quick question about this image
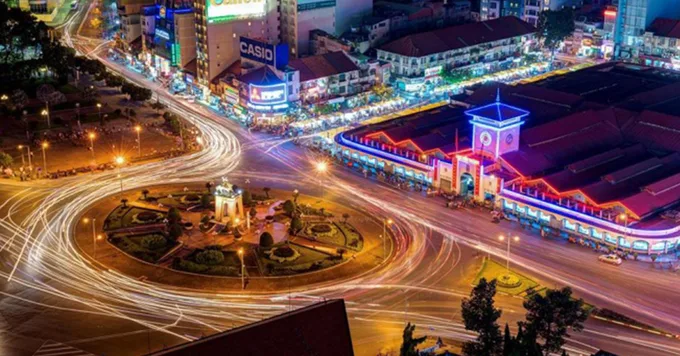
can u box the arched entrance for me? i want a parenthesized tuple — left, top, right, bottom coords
(460, 173, 475, 197)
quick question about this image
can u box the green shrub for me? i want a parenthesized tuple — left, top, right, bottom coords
(283, 200, 296, 216)
(195, 249, 224, 265)
(249, 206, 257, 218)
(137, 211, 160, 222)
(311, 224, 332, 233)
(201, 194, 211, 208)
(184, 194, 200, 202)
(242, 190, 253, 206)
(201, 215, 211, 224)
(168, 223, 183, 241)
(168, 207, 182, 223)
(289, 217, 303, 234)
(141, 235, 167, 250)
(259, 232, 274, 248)
(274, 245, 295, 258)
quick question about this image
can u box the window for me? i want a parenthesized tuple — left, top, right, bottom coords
(563, 220, 576, 231)
(633, 241, 648, 251)
(503, 200, 515, 210)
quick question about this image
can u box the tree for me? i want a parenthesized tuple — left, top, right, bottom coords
(205, 181, 213, 193)
(168, 223, 183, 241)
(263, 187, 271, 198)
(150, 101, 165, 114)
(141, 189, 149, 200)
(201, 194, 211, 209)
(282, 200, 296, 217)
(522, 287, 589, 354)
(537, 8, 575, 62)
(167, 207, 182, 224)
(0, 152, 13, 169)
(105, 74, 124, 89)
(242, 190, 252, 206)
(120, 198, 128, 208)
(259, 232, 274, 248)
(399, 323, 426, 356)
(249, 206, 257, 218)
(233, 228, 242, 239)
(289, 216, 303, 234)
(461, 278, 503, 356)
(342, 213, 350, 223)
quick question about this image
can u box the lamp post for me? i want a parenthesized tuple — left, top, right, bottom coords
(17, 146, 25, 168)
(41, 141, 48, 173)
(315, 161, 328, 198)
(75, 102, 81, 130)
(115, 156, 125, 196)
(134, 125, 142, 157)
(17, 145, 32, 169)
(238, 248, 245, 290)
(88, 132, 96, 162)
(96, 103, 102, 123)
(498, 234, 519, 277)
(83, 218, 101, 260)
(22, 110, 29, 140)
(41, 106, 50, 129)
(383, 218, 393, 260)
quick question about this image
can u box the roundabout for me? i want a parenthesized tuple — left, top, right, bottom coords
(74, 183, 394, 292)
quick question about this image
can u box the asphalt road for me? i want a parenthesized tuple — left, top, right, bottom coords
(0, 6, 677, 356)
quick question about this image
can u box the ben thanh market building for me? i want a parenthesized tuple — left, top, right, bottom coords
(336, 62, 680, 254)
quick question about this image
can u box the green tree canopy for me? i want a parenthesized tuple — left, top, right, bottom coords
(461, 278, 503, 356)
(537, 8, 575, 55)
(399, 323, 426, 356)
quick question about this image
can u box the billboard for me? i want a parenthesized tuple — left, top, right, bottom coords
(206, 0, 265, 24)
(239, 37, 289, 69)
(297, 0, 335, 12)
(249, 83, 287, 105)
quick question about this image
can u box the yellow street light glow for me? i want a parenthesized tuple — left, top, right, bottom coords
(115, 156, 125, 165)
(17, 145, 23, 149)
(97, 234, 103, 240)
(41, 109, 48, 116)
(96, 103, 102, 108)
(238, 248, 243, 256)
(134, 125, 141, 132)
(88, 132, 96, 140)
(499, 234, 505, 241)
(619, 213, 627, 221)
(1, 94, 8, 100)
(514, 236, 520, 242)
(42, 142, 49, 149)
(83, 218, 89, 223)
(315, 161, 328, 173)
(386, 218, 393, 225)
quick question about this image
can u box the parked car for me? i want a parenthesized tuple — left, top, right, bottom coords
(598, 254, 622, 266)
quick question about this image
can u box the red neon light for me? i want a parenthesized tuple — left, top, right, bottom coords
(604, 10, 616, 17)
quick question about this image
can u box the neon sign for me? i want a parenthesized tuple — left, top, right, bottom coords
(207, 0, 265, 23)
(249, 83, 287, 105)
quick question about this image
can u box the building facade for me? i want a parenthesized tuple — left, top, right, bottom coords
(280, 0, 336, 57)
(612, 0, 680, 58)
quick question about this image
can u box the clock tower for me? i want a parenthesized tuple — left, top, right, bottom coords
(465, 89, 528, 160)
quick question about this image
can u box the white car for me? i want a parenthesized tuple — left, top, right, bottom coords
(598, 254, 622, 266)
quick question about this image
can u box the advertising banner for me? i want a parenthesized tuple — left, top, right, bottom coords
(206, 0, 265, 24)
(297, 0, 336, 12)
(249, 83, 287, 105)
(239, 37, 289, 69)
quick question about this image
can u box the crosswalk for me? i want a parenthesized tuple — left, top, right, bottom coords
(32, 340, 94, 356)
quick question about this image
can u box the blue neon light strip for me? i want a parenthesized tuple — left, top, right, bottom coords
(502, 189, 680, 238)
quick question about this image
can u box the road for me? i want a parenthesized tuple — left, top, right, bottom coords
(0, 5, 677, 356)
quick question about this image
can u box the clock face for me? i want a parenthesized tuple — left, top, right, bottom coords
(505, 133, 514, 145)
(480, 131, 492, 147)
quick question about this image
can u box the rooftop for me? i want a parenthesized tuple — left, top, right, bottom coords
(148, 300, 353, 356)
(647, 18, 680, 39)
(235, 66, 283, 86)
(288, 51, 360, 82)
(379, 16, 535, 57)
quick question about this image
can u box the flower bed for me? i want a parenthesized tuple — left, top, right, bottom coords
(335, 222, 364, 251)
(171, 249, 241, 276)
(266, 245, 301, 262)
(109, 233, 178, 263)
(104, 206, 166, 231)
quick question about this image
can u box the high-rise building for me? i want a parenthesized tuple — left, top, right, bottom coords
(335, 0, 373, 35)
(193, 0, 278, 88)
(612, 0, 680, 58)
(279, 0, 336, 57)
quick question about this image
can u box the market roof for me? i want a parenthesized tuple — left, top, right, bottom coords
(379, 16, 535, 57)
(465, 89, 530, 122)
(148, 300, 354, 356)
(289, 51, 360, 82)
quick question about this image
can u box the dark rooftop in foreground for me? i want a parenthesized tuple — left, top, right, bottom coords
(148, 299, 354, 356)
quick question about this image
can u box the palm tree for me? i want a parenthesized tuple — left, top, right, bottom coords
(342, 213, 350, 223)
(121, 198, 128, 208)
(205, 181, 213, 193)
(141, 189, 149, 200)
(263, 187, 271, 199)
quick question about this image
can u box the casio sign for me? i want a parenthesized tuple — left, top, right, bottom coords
(240, 42, 273, 62)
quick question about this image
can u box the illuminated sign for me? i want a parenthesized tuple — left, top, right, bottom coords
(297, 0, 336, 12)
(159, 5, 166, 18)
(207, 0, 265, 23)
(249, 83, 287, 105)
(155, 29, 171, 40)
(239, 37, 289, 69)
(424, 65, 442, 78)
(604, 10, 616, 17)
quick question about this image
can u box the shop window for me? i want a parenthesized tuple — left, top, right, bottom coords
(591, 229, 603, 240)
(539, 212, 551, 222)
(578, 225, 589, 235)
(563, 220, 576, 231)
(503, 200, 515, 210)
(527, 208, 538, 219)
(633, 241, 649, 251)
(651, 242, 666, 251)
(515, 205, 526, 214)
(619, 238, 631, 248)
(605, 234, 617, 244)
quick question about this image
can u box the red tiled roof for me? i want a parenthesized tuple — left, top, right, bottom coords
(379, 16, 535, 57)
(621, 172, 680, 218)
(148, 300, 354, 356)
(624, 110, 680, 152)
(289, 51, 359, 82)
(648, 18, 680, 39)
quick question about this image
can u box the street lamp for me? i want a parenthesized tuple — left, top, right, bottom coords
(238, 248, 245, 290)
(96, 103, 102, 123)
(498, 234, 520, 278)
(383, 218, 393, 260)
(315, 161, 328, 198)
(88, 132, 96, 162)
(17, 145, 32, 169)
(618, 213, 628, 251)
(41, 107, 50, 129)
(115, 156, 125, 195)
(75, 102, 81, 130)
(41, 141, 49, 174)
(83, 217, 101, 260)
(134, 125, 142, 157)
(0, 94, 8, 101)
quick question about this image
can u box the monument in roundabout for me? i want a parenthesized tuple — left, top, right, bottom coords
(214, 177, 246, 228)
